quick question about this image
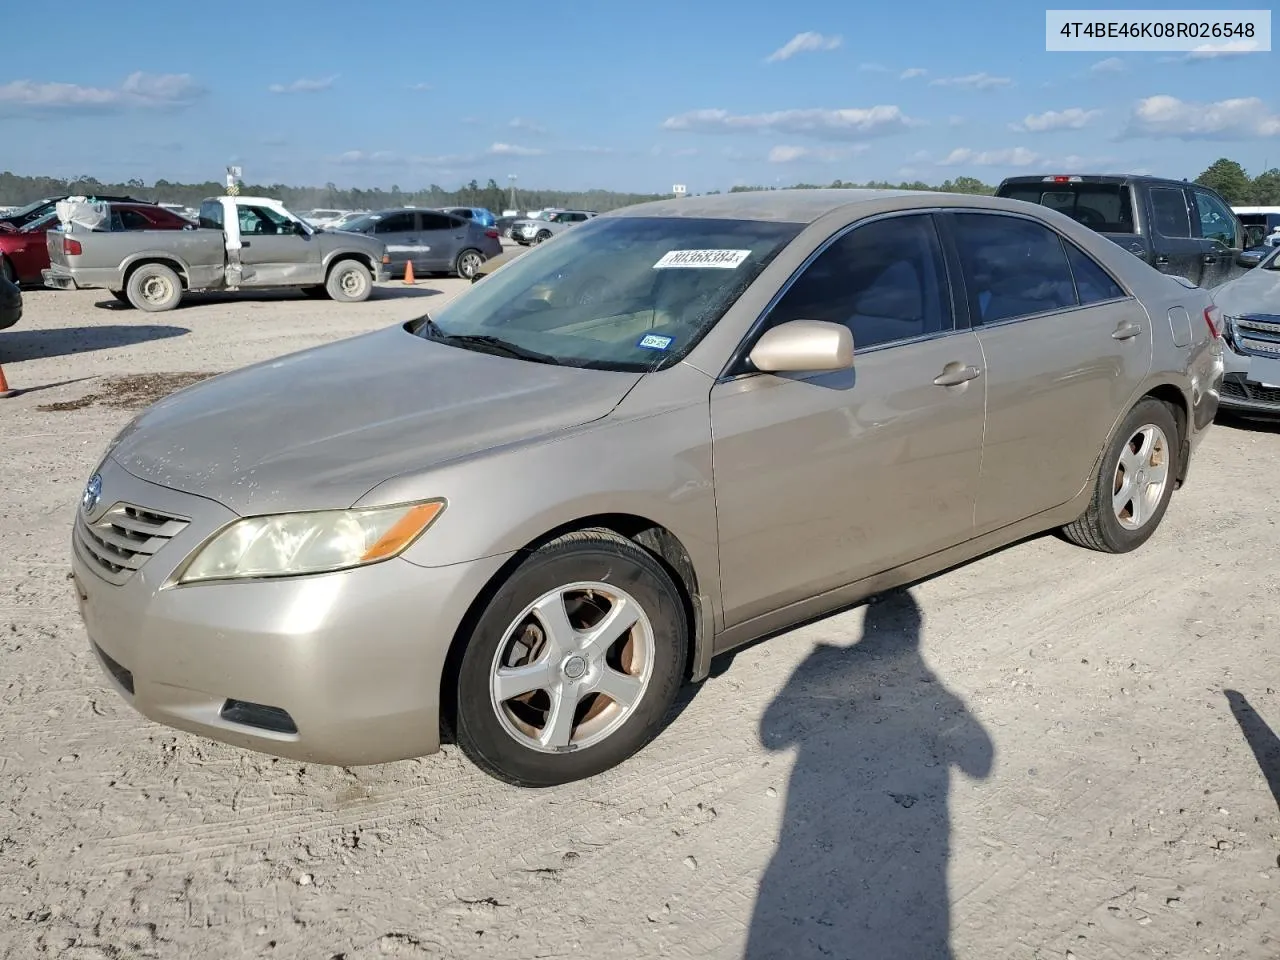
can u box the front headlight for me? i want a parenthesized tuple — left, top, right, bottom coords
(177, 500, 445, 584)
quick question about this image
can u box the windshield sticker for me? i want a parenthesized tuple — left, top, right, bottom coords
(637, 334, 674, 351)
(653, 249, 751, 269)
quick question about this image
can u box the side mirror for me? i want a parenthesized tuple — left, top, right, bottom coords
(748, 319, 854, 373)
(294, 222, 309, 237)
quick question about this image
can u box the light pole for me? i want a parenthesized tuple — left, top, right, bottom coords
(508, 174, 517, 212)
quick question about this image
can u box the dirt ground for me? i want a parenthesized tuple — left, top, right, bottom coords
(2, 283, 1278, 960)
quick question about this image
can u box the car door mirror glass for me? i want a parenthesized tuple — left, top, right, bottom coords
(749, 319, 855, 373)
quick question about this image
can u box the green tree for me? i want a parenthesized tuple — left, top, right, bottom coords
(1248, 168, 1280, 205)
(1195, 158, 1251, 203)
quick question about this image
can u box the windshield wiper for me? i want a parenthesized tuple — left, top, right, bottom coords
(416, 316, 561, 365)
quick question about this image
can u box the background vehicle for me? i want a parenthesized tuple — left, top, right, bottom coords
(512, 209, 596, 245)
(338, 207, 502, 279)
(303, 208, 350, 229)
(0, 271, 21, 330)
(0, 194, 144, 231)
(441, 206, 497, 228)
(495, 215, 521, 238)
(72, 190, 1222, 786)
(0, 202, 193, 285)
(42, 195, 389, 311)
(1209, 244, 1280, 418)
(997, 174, 1250, 287)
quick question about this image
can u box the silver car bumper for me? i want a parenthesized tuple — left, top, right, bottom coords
(70, 456, 511, 766)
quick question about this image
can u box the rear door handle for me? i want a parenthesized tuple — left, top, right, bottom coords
(933, 364, 982, 387)
(1112, 322, 1142, 340)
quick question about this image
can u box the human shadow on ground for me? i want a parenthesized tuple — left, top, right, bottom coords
(745, 589, 994, 960)
(1225, 690, 1280, 813)
(1, 324, 188, 361)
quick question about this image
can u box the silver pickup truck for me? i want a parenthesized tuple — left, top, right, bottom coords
(42, 195, 390, 312)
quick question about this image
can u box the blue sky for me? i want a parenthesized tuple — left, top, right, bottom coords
(1, 0, 1275, 194)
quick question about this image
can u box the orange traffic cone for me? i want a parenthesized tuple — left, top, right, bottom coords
(0, 362, 16, 399)
(403, 261, 415, 285)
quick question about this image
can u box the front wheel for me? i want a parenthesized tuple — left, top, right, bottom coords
(126, 264, 183, 312)
(533, 231, 552, 245)
(325, 260, 373, 303)
(455, 248, 484, 280)
(454, 530, 688, 787)
(1062, 397, 1179, 553)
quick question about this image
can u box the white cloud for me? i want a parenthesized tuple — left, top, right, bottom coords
(768, 144, 869, 163)
(1124, 95, 1280, 139)
(1090, 57, 1125, 73)
(488, 142, 545, 156)
(929, 72, 1013, 90)
(939, 147, 1041, 167)
(408, 82, 432, 91)
(508, 117, 546, 134)
(948, 115, 965, 127)
(900, 67, 927, 79)
(765, 32, 842, 63)
(662, 105, 914, 140)
(858, 63, 890, 73)
(268, 75, 337, 94)
(333, 150, 401, 164)
(0, 72, 203, 111)
(1009, 107, 1102, 133)
(1187, 39, 1265, 59)
(567, 145, 619, 155)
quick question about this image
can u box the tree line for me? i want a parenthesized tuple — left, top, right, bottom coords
(3, 159, 1275, 213)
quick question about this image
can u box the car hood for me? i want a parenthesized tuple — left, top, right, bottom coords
(109, 325, 643, 515)
(1212, 265, 1280, 317)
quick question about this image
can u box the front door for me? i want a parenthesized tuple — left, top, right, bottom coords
(235, 205, 322, 286)
(711, 212, 987, 628)
(1146, 185, 1205, 285)
(1191, 186, 1244, 287)
(942, 211, 1154, 533)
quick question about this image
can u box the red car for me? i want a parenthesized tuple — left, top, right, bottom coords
(0, 202, 193, 285)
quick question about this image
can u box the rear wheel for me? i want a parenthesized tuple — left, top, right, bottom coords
(126, 263, 182, 312)
(325, 260, 372, 302)
(1062, 398, 1179, 553)
(454, 530, 688, 786)
(455, 248, 484, 280)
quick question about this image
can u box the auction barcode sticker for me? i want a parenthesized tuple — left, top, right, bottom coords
(653, 249, 751, 269)
(1046, 9, 1271, 51)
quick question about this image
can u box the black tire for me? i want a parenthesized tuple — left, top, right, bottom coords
(455, 248, 484, 280)
(108, 289, 132, 307)
(0, 256, 14, 284)
(126, 263, 182, 313)
(301, 285, 330, 299)
(533, 231, 552, 245)
(325, 260, 373, 302)
(1062, 398, 1180, 553)
(454, 530, 688, 787)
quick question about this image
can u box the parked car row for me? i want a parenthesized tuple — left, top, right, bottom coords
(508, 209, 597, 246)
(331, 207, 502, 279)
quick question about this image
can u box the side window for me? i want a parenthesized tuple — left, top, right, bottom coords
(1150, 187, 1192, 238)
(951, 213, 1078, 324)
(1193, 190, 1237, 247)
(765, 214, 953, 350)
(374, 212, 416, 234)
(240, 205, 293, 235)
(451, 209, 473, 219)
(198, 201, 224, 229)
(117, 209, 152, 230)
(1063, 241, 1125, 304)
(418, 212, 455, 231)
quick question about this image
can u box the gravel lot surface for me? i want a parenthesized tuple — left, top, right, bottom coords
(2, 282, 1278, 959)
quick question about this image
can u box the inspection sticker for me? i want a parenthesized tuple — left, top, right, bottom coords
(653, 249, 751, 269)
(637, 334, 674, 350)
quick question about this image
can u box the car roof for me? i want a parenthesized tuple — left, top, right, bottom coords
(998, 173, 1199, 189)
(603, 188, 1043, 223)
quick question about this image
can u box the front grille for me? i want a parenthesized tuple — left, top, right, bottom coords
(1231, 315, 1280, 359)
(1222, 373, 1280, 407)
(75, 502, 189, 585)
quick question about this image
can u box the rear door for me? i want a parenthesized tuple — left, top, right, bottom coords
(418, 212, 466, 270)
(1190, 186, 1244, 286)
(372, 211, 420, 275)
(943, 210, 1153, 533)
(1146, 185, 1205, 285)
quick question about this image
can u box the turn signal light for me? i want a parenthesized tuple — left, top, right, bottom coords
(1203, 305, 1222, 339)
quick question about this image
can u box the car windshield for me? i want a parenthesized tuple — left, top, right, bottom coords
(410, 215, 802, 372)
(21, 212, 59, 233)
(7, 198, 53, 219)
(336, 214, 379, 232)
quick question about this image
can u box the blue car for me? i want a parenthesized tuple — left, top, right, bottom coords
(442, 206, 497, 229)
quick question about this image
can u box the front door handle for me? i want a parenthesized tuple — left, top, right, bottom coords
(240, 240, 251, 248)
(1203, 254, 1217, 265)
(1112, 321, 1142, 340)
(1154, 255, 1169, 266)
(933, 364, 982, 387)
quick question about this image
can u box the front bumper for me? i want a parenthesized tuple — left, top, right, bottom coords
(71, 457, 512, 766)
(1218, 338, 1280, 417)
(374, 261, 391, 283)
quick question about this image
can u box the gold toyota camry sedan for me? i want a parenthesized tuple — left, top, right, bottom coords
(71, 189, 1224, 786)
